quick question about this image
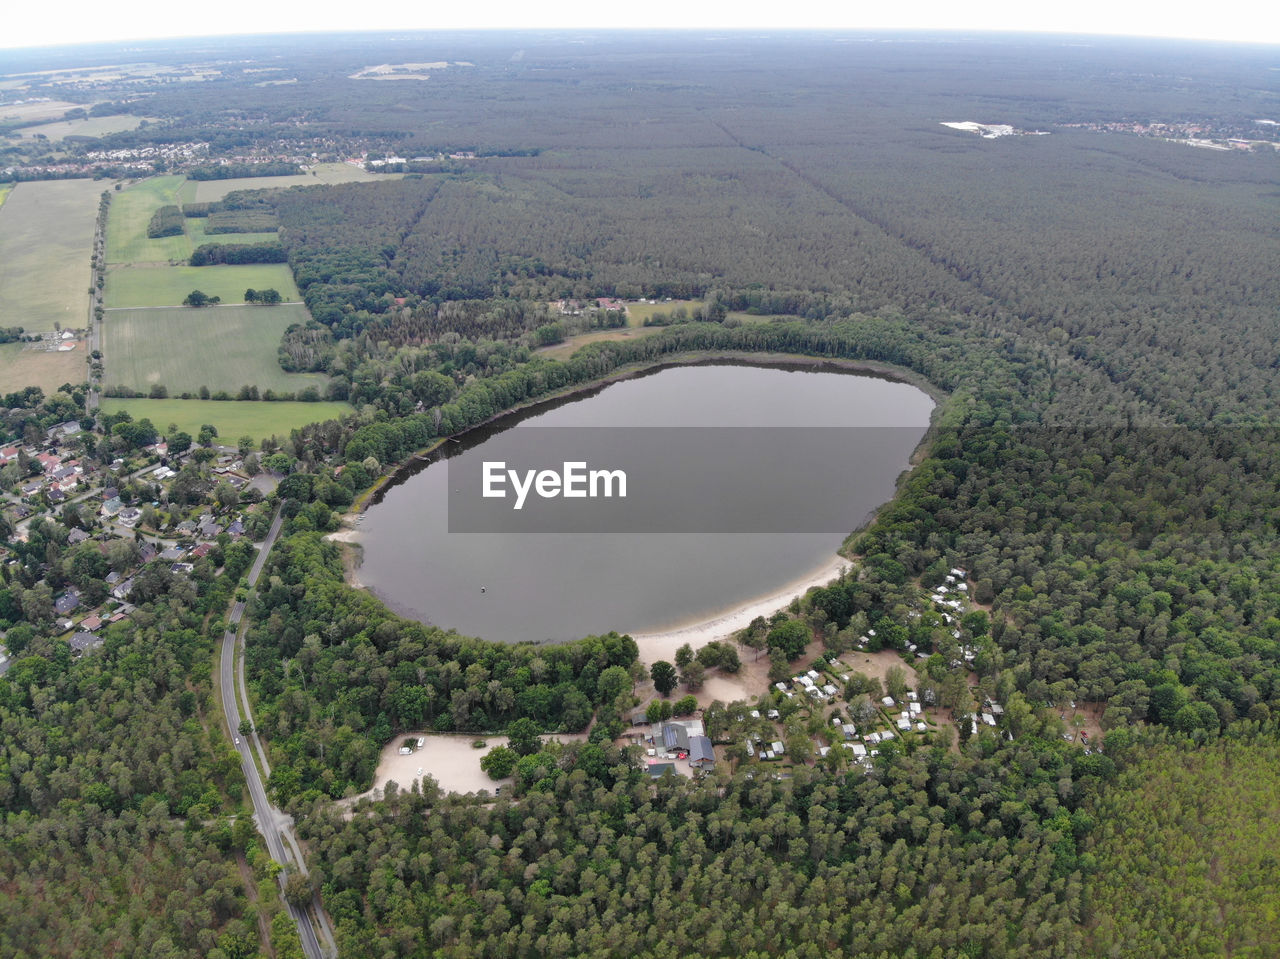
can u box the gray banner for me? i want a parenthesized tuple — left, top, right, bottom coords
(446, 427, 923, 533)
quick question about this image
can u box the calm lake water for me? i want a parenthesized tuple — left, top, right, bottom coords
(356, 362, 934, 643)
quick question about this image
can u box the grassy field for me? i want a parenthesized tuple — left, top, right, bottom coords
(105, 176, 189, 263)
(192, 162, 393, 202)
(0, 184, 12, 209)
(103, 303, 325, 395)
(0, 342, 88, 395)
(624, 299, 703, 327)
(185, 217, 278, 247)
(724, 311, 788, 324)
(105, 263, 299, 309)
(536, 327, 662, 360)
(0, 100, 86, 126)
(0, 179, 102, 331)
(98, 398, 350, 439)
(18, 115, 150, 140)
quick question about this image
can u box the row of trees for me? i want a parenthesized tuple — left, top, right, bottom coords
(189, 241, 287, 266)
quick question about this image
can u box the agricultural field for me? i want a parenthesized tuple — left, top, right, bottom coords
(191, 162, 394, 202)
(625, 298, 703, 327)
(0, 184, 12, 208)
(724, 310, 789, 325)
(0, 178, 101, 330)
(104, 263, 298, 308)
(102, 303, 325, 395)
(184, 217, 277, 247)
(105, 176, 189, 263)
(0, 341, 87, 395)
(536, 327, 661, 360)
(98, 397, 350, 440)
(17, 115, 151, 139)
(0, 99, 86, 126)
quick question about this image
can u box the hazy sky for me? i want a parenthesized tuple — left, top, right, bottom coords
(2, 0, 1277, 50)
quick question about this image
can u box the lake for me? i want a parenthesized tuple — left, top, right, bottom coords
(355, 361, 934, 643)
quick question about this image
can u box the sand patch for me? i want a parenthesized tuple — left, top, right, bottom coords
(348, 730, 589, 801)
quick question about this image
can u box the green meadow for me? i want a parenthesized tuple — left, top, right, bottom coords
(0, 179, 101, 330)
(104, 264, 299, 309)
(98, 398, 351, 440)
(104, 176, 189, 264)
(102, 304, 325, 395)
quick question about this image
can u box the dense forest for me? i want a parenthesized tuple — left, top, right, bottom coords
(4, 30, 1280, 958)
(0, 558, 266, 957)
(302, 729, 1107, 958)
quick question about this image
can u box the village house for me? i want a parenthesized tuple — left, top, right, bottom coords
(54, 589, 82, 616)
(70, 632, 103, 655)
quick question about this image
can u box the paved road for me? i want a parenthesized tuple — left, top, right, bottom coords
(218, 505, 335, 958)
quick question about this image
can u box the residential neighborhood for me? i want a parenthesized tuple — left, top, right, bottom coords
(0, 416, 282, 668)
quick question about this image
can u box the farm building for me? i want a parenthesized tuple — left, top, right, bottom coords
(688, 736, 715, 769)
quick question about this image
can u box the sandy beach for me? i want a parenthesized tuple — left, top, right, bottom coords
(325, 526, 362, 544)
(348, 730, 590, 801)
(629, 553, 849, 667)
(325, 525, 364, 586)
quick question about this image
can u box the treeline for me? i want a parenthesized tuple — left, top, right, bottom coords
(187, 161, 301, 180)
(146, 203, 183, 238)
(190, 241, 287, 266)
(103, 382, 322, 402)
(182, 201, 220, 217)
(206, 210, 278, 233)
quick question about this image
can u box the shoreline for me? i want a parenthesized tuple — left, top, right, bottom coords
(350, 349, 944, 515)
(629, 553, 849, 667)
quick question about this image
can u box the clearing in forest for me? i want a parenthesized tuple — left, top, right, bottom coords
(191, 162, 395, 202)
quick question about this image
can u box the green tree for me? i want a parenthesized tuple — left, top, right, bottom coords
(767, 620, 810, 660)
(597, 664, 633, 705)
(650, 660, 678, 697)
(507, 717, 541, 757)
(681, 660, 706, 691)
(480, 745, 518, 779)
(183, 290, 220, 308)
(672, 694, 698, 716)
(885, 665, 909, 702)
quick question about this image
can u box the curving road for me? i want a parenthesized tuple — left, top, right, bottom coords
(219, 504, 336, 958)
